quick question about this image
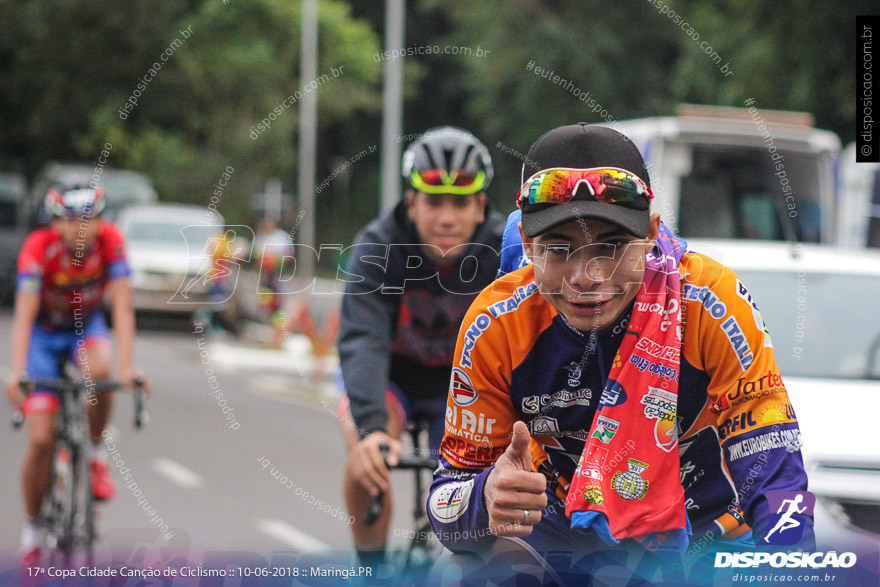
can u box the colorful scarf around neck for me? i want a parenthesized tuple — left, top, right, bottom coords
(565, 230, 691, 556)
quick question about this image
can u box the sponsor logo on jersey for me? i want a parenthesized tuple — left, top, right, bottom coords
(563, 361, 583, 387)
(641, 386, 678, 452)
(529, 416, 560, 435)
(598, 379, 628, 408)
(459, 284, 539, 370)
(585, 443, 609, 466)
(682, 284, 728, 319)
(736, 279, 773, 348)
(485, 283, 539, 319)
(445, 405, 496, 443)
(450, 368, 477, 406)
(591, 416, 620, 444)
(441, 437, 506, 469)
(429, 479, 474, 522)
(715, 370, 788, 411)
(726, 428, 802, 461)
(684, 282, 759, 371)
(611, 458, 650, 500)
(629, 355, 679, 382)
(458, 313, 491, 369)
(634, 336, 681, 362)
(717, 411, 758, 440)
(521, 388, 593, 414)
(721, 315, 754, 371)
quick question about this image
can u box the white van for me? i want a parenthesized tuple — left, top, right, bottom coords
(613, 104, 841, 244)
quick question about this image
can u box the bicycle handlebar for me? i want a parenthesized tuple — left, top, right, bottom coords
(12, 375, 149, 430)
(362, 442, 437, 526)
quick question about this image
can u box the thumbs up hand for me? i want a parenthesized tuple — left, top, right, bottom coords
(484, 421, 548, 537)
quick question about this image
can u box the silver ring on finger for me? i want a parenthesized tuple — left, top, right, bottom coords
(523, 509, 531, 524)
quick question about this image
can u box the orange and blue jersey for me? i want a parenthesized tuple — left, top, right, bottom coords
(428, 244, 811, 555)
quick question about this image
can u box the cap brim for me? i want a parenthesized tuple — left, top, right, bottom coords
(521, 201, 649, 238)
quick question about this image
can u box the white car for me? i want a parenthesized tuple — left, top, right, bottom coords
(114, 204, 231, 314)
(689, 239, 880, 534)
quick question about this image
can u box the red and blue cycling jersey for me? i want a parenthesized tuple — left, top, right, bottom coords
(17, 222, 131, 332)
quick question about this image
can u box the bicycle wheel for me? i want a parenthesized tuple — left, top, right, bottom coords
(44, 443, 75, 566)
(62, 444, 84, 566)
(83, 453, 96, 566)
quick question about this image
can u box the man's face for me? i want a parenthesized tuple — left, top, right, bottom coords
(522, 214, 660, 331)
(406, 191, 486, 265)
(53, 216, 101, 253)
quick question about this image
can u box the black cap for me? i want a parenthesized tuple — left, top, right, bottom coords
(520, 123, 652, 238)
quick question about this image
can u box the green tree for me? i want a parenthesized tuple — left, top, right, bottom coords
(85, 0, 382, 223)
(433, 0, 682, 211)
(667, 0, 873, 141)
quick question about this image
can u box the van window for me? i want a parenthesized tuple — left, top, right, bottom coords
(677, 145, 823, 242)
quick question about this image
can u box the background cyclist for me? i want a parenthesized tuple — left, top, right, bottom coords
(336, 127, 505, 568)
(4, 184, 145, 567)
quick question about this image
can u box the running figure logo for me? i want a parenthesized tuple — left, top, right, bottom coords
(169, 225, 254, 304)
(762, 491, 815, 545)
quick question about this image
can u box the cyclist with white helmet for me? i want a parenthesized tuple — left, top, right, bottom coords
(5, 184, 145, 567)
(336, 127, 505, 567)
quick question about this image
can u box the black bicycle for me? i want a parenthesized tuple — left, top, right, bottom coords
(363, 417, 442, 580)
(13, 357, 147, 566)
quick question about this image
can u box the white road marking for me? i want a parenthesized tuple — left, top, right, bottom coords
(257, 519, 330, 553)
(151, 458, 205, 489)
(208, 336, 339, 374)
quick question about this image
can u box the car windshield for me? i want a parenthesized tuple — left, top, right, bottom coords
(125, 220, 219, 250)
(736, 269, 880, 379)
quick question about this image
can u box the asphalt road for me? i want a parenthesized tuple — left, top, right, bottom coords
(0, 308, 426, 574)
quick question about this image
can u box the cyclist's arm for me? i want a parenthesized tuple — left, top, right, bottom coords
(427, 290, 523, 550)
(102, 223, 137, 386)
(8, 291, 39, 382)
(337, 237, 396, 438)
(685, 255, 813, 548)
(6, 245, 42, 406)
(106, 276, 136, 382)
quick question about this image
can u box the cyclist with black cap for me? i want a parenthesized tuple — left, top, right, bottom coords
(336, 127, 505, 567)
(428, 123, 811, 583)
